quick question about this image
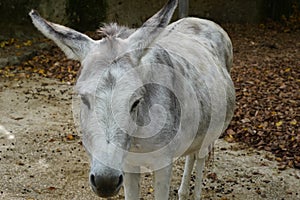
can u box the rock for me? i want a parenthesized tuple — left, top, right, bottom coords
(10, 114, 24, 120)
(0, 58, 9, 68)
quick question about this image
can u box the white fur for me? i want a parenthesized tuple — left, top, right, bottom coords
(29, 0, 235, 199)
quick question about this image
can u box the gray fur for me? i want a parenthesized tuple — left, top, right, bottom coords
(29, 0, 235, 199)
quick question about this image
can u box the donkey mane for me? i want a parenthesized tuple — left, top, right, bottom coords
(97, 23, 135, 39)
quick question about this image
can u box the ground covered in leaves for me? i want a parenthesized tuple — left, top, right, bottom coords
(0, 22, 299, 200)
(224, 24, 300, 170)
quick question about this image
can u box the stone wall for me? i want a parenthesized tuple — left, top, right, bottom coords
(107, 0, 265, 26)
(0, 0, 105, 39)
(0, 0, 298, 39)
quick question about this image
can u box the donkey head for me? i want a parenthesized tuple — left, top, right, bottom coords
(30, 0, 178, 198)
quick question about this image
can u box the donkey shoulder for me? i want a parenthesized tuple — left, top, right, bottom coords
(166, 17, 229, 41)
(162, 17, 233, 72)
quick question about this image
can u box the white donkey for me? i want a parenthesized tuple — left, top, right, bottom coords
(30, 0, 235, 199)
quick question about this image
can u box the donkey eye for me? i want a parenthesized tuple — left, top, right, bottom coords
(81, 96, 91, 109)
(130, 99, 141, 113)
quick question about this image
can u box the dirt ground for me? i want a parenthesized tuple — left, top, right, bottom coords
(0, 21, 300, 199)
(0, 75, 299, 200)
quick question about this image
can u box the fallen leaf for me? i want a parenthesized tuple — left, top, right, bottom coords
(290, 119, 297, 125)
(149, 188, 154, 193)
(276, 121, 283, 127)
(66, 134, 74, 140)
(47, 186, 56, 191)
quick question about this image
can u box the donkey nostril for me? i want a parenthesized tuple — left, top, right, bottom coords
(90, 174, 96, 187)
(117, 174, 123, 187)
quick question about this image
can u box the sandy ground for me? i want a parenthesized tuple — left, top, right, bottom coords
(0, 75, 299, 200)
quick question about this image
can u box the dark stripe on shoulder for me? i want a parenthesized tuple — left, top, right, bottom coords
(153, 46, 174, 69)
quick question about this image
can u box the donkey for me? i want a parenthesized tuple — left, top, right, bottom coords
(29, 0, 235, 199)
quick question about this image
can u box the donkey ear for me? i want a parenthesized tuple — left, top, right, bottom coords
(126, 0, 178, 51)
(29, 10, 96, 61)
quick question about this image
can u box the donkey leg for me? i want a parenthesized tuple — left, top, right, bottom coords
(154, 164, 173, 200)
(178, 153, 196, 200)
(124, 172, 140, 200)
(194, 156, 205, 200)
